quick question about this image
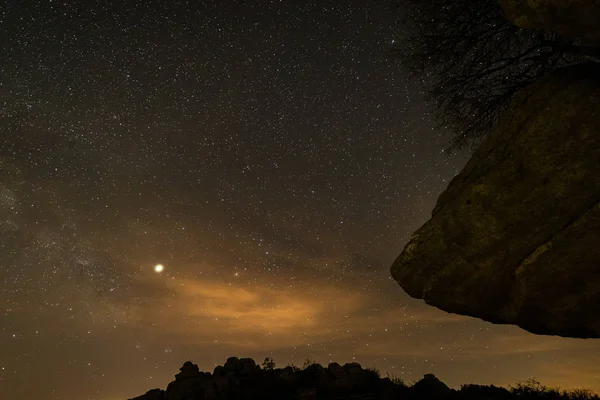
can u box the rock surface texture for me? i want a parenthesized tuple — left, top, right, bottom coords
(498, 0, 600, 44)
(391, 63, 600, 338)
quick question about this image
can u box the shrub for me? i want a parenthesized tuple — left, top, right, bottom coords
(262, 357, 276, 371)
(302, 358, 316, 369)
(287, 363, 300, 373)
(365, 367, 381, 379)
(386, 371, 405, 387)
(564, 388, 599, 400)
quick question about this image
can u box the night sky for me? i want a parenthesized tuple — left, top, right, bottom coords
(1, 1, 599, 399)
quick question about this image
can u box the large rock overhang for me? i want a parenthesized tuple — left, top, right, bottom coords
(390, 63, 600, 338)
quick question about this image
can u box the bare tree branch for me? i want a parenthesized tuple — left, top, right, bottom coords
(390, 0, 600, 152)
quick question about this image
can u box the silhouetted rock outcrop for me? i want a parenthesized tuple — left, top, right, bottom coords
(127, 358, 600, 400)
(411, 374, 451, 399)
(390, 63, 600, 338)
(166, 361, 211, 400)
(327, 362, 353, 391)
(499, 0, 600, 44)
(127, 358, 411, 400)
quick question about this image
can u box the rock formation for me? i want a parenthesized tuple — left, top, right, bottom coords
(126, 358, 600, 399)
(327, 362, 353, 391)
(411, 374, 451, 399)
(498, 0, 600, 45)
(127, 358, 414, 400)
(165, 361, 211, 400)
(391, 63, 600, 338)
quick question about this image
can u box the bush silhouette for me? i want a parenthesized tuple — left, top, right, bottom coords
(261, 357, 276, 371)
(390, 0, 600, 151)
(302, 357, 316, 369)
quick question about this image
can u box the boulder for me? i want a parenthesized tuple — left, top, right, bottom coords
(300, 364, 330, 389)
(342, 362, 363, 377)
(498, 0, 600, 44)
(224, 356, 242, 372)
(213, 365, 225, 377)
(174, 361, 202, 380)
(165, 362, 209, 400)
(411, 374, 451, 399)
(390, 63, 600, 338)
(239, 357, 257, 375)
(342, 362, 372, 389)
(327, 363, 353, 391)
(326, 363, 346, 380)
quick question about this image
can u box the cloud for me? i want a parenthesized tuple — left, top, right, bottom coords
(122, 269, 473, 353)
(124, 273, 367, 346)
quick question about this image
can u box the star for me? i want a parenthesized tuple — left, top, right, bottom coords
(2, 1, 597, 399)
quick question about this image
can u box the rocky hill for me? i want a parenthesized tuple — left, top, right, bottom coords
(128, 358, 598, 400)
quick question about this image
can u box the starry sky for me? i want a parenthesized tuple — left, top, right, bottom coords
(1, 1, 599, 399)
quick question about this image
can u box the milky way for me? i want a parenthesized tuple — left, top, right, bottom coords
(1, 1, 599, 399)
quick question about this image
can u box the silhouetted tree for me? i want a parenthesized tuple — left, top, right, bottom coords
(511, 378, 565, 399)
(302, 358, 316, 369)
(261, 357, 276, 371)
(287, 363, 300, 372)
(391, 0, 600, 151)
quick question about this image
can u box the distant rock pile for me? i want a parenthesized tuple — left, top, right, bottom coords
(128, 358, 406, 400)
(127, 358, 599, 400)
